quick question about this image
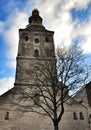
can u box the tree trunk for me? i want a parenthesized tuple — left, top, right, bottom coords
(54, 123, 59, 130)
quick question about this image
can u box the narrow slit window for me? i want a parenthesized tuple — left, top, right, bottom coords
(73, 112, 78, 120)
(79, 112, 84, 120)
(5, 111, 9, 120)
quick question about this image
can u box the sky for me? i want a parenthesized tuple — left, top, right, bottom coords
(0, 0, 91, 95)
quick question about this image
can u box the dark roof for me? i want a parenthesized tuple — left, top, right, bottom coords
(25, 25, 54, 33)
(29, 9, 42, 25)
(0, 87, 18, 100)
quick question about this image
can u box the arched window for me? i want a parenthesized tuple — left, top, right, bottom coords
(34, 49, 39, 57)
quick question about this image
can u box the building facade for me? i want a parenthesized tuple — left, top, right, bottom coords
(0, 9, 91, 130)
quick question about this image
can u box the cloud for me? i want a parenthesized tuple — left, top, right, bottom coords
(72, 16, 91, 54)
(3, 11, 28, 68)
(74, 0, 91, 9)
(0, 77, 14, 95)
(60, 0, 91, 10)
(6, 60, 16, 69)
(75, 27, 91, 55)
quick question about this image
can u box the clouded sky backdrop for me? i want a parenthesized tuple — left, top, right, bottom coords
(0, 0, 91, 95)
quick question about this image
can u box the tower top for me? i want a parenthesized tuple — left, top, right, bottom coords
(25, 9, 54, 33)
(32, 9, 39, 15)
(28, 9, 42, 26)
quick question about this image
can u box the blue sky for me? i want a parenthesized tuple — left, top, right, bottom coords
(0, 0, 91, 95)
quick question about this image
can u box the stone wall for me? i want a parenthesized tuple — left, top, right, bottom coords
(0, 89, 91, 130)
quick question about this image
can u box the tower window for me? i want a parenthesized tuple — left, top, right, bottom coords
(73, 112, 78, 120)
(34, 49, 39, 57)
(35, 38, 39, 43)
(20, 33, 28, 39)
(79, 112, 84, 120)
(25, 36, 29, 41)
(45, 37, 49, 42)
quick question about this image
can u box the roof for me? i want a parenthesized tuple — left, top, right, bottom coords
(0, 87, 19, 100)
(26, 25, 54, 33)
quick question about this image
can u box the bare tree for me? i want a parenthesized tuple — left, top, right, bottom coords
(15, 45, 89, 130)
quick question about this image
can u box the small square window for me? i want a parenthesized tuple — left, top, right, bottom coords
(45, 37, 49, 42)
(35, 38, 39, 43)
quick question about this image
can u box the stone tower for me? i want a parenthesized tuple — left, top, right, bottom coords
(15, 9, 55, 88)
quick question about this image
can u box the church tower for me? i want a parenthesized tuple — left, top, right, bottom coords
(15, 9, 55, 87)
